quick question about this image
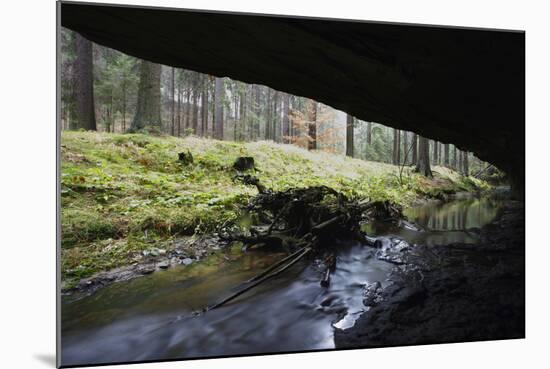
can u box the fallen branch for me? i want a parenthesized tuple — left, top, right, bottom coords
(245, 246, 308, 283)
(207, 247, 312, 311)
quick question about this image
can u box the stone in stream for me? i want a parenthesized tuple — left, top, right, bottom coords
(363, 281, 383, 306)
(375, 238, 411, 265)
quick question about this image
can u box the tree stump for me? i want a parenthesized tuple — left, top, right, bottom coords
(233, 156, 255, 171)
(178, 150, 194, 165)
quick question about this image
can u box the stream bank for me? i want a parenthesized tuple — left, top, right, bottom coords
(335, 197, 525, 348)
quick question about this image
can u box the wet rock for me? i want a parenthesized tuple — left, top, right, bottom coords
(139, 266, 155, 275)
(375, 238, 411, 265)
(157, 261, 170, 269)
(181, 258, 194, 266)
(363, 281, 383, 307)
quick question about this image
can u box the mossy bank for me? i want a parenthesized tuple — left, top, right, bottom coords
(61, 131, 489, 289)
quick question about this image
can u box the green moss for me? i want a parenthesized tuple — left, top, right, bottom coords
(61, 131, 490, 282)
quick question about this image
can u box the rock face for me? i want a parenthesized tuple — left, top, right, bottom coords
(60, 3, 524, 193)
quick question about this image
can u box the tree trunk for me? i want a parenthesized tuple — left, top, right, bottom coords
(254, 85, 261, 140)
(307, 99, 317, 150)
(403, 131, 409, 165)
(74, 33, 96, 130)
(282, 93, 290, 143)
(392, 129, 400, 165)
(416, 136, 432, 177)
(397, 130, 401, 164)
(265, 89, 272, 140)
(453, 145, 458, 169)
(184, 87, 190, 130)
(273, 91, 280, 142)
(131, 60, 161, 132)
(239, 88, 246, 140)
(121, 79, 127, 132)
(346, 114, 354, 157)
(192, 89, 199, 134)
(463, 151, 470, 176)
(432, 140, 439, 165)
(177, 83, 182, 136)
(366, 121, 372, 145)
(411, 133, 418, 165)
(201, 76, 208, 136)
(214, 77, 224, 140)
(171, 67, 175, 135)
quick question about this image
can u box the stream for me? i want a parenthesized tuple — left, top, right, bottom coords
(61, 194, 505, 366)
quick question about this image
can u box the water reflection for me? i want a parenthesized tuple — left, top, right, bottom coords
(362, 196, 504, 246)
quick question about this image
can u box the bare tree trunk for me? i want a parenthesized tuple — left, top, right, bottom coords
(214, 77, 224, 140)
(463, 151, 470, 176)
(282, 93, 290, 143)
(432, 140, 439, 165)
(397, 130, 401, 164)
(121, 79, 126, 132)
(184, 88, 190, 130)
(192, 88, 199, 134)
(177, 83, 182, 136)
(170, 67, 175, 135)
(346, 114, 354, 157)
(272, 91, 280, 142)
(411, 133, 418, 165)
(416, 136, 432, 177)
(403, 131, 409, 165)
(201, 76, 208, 136)
(74, 33, 96, 130)
(131, 60, 161, 132)
(254, 85, 260, 140)
(307, 99, 317, 150)
(453, 145, 458, 169)
(265, 89, 272, 140)
(366, 121, 372, 145)
(392, 129, 401, 165)
(444, 144, 450, 167)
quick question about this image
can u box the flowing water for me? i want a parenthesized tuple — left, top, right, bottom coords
(61, 194, 505, 366)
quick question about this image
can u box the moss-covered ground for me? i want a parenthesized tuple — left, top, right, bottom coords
(61, 131, 488, 286)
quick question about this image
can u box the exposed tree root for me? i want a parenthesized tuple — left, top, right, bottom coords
(206, 186, 404, 312)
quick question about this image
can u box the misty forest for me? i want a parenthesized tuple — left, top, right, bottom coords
(60, 26, 523, 366)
